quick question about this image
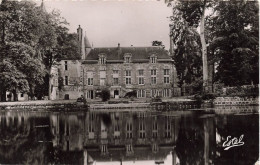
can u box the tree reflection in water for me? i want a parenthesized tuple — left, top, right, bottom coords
(176, 116, 205, 165)
(214, 114, 259, 165)
(0, 110, 258, 165)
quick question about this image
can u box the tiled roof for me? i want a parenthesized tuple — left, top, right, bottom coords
(86, 46, 171, 61)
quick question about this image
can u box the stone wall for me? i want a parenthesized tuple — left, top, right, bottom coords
(214, 97, 259, 106)
(57, 60, 82, 100)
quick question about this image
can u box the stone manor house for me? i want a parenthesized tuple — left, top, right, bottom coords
(51, 26, 179, 100)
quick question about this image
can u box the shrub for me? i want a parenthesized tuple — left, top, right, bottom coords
(202, 93, 216, 100)
(124, 90, 137, 98)
(225, 85, 259, 97)
(100, 89, 110, 102)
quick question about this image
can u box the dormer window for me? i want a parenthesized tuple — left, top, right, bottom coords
(150, 55, 157, 63)
(99, 54, 106, 65)
(124, 53, 132, 64)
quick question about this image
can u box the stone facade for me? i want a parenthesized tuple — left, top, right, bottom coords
(81, 57, 174, 99)
(54, 25, 177, 100)
(58, 60, 83, 100)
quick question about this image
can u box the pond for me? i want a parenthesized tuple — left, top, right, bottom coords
(0, 107, 259, 165)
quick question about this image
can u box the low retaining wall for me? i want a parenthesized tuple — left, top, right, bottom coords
(0, 102, 88, 111)
(89, 103, 151, 110)
(214, 97, 259, 106)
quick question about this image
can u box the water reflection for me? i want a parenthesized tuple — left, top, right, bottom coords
(0, 108, 258, 165)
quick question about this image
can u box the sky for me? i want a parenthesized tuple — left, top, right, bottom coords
(35, 0, 172, 50)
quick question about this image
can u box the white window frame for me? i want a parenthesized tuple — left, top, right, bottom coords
(126, 77, 131, 85)
(125, 70, 131, 85)
(150, 55, 157, 63)
(139, 122, 146, 139)
(164, 69, 170, 84)
(162, 89, 170, 97)
(151, 77, 156, 85)
(137, 90, 146, 98)
(87, 78, 93, 86)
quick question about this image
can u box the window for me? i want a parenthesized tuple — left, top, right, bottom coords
(125, 70, 131, 85)
(100, 78, 105, 86)
(88, 78, 93, 86)
(137, 90, 146, 98)
(126, 144, 133, 153)
(164, 77, 169, 84)
(138, 77, 144, 85)
(164, 69, 170, 84)
(87, 72, 94, 85)
(20, 93, 24, 97)
(165, 119, 171, 138)
(139, 122, 146, 139)
(124, 54, 132, 63)
(138, 69, 144, 85)
(86, 90, 94, 99)
(151, 69, 156, 76)
(65, 76, 68, 85)
(126, 122, 133, 139)
(126, 78, 131, 85)
(151, 89, 159, 97)
(138, 70, 144, 76)
(65, 61, 68, 70)
(162, 89, 170, 97)
(152, 121, 158, 138)
(125, 70, 131, 76)
(113, 78, 119, 85)
(100, 71, 106, 86)
(164, 69, 169, 75)
(151, 56, 157, 63)
(151, 77, 156, 84)
(125, 57, 131, 63)
(151, 69, 156, 85)
(100, 57, 106, 64)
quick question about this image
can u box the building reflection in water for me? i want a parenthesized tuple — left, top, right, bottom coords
(0, 109, 258, 165)
(50, 111, 182, 165)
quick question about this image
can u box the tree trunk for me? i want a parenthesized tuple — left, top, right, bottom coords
(13, 90, 18, 101)
(48, 67, 52, 100)
(29, 84, 35, 100)
(200, 2, 208, 93)
(0, 88, 6, 102)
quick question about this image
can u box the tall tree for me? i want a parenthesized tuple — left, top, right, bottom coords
(172, 26, 202, 95)
(211, 1, 259, 86)
(0, 1, 46, 100)
(0, 0, 80, 101)
(37, 9, 80, 100)
(169, 1, 203, 95)
(168, 0, 212, 92)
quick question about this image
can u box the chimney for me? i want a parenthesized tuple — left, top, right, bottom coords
(117, 43, 121, 58)
(77, 25, 82, 42)
(169, 24, 174, 56)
